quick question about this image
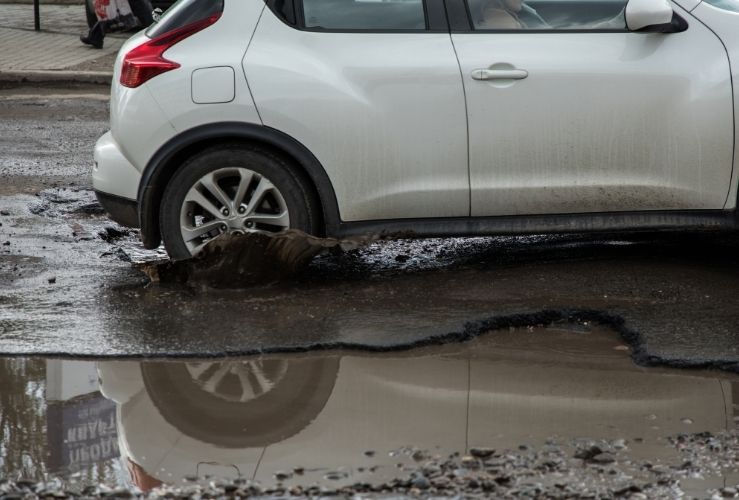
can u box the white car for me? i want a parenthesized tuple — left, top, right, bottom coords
(92, 0, 739, 260)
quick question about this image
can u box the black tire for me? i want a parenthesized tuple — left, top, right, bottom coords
(159, 145, 321, 260)
(85, 0, 97, 29)
(138, 357, 340, 448)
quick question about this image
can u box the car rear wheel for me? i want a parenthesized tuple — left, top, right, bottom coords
(159, 145, 321, 260)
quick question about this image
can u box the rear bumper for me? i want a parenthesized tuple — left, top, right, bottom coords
(95, 190, 140, 228)
(92, 131, 141, 201)
(92, 131, 142, 228)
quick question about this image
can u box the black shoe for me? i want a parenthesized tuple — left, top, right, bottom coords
(80, 35, 103, 49)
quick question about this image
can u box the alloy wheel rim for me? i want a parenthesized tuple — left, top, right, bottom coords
(179, 167, 290, 255)
(184, 360, 290, 404)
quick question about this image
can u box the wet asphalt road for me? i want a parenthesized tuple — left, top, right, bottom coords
(0, 86, 738, 371)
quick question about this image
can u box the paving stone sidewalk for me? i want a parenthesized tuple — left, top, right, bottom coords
(0, 3, 127, 79)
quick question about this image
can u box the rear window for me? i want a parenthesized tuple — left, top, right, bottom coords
(301, 0, 427, 31)
(146, 0, 224, 38)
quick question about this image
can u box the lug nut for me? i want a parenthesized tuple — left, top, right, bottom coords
(238, 206, 246, 214)
(220, 224, 228, 232)
(245, 221, 254, 228)
(221, 208, 230, 217)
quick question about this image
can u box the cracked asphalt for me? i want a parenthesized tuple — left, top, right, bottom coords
(0, 86, 738, 372)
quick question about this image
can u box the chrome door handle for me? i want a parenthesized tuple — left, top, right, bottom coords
(471, 69, 529, 81)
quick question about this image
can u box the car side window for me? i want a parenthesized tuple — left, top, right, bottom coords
(702, 0, 739, 12)
(467, 0, 628, 30)
(300, 0, 428, 30)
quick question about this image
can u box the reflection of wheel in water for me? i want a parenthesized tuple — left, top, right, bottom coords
(140, 357, 340, 448)
(184, 359, 289, 403)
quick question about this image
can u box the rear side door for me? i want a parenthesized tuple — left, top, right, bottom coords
(449, 0, 734, 217)
(244, 0, 469, 223)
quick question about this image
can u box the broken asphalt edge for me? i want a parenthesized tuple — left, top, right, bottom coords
(0, 69, 111, 85)
(1, 308, 737, 376)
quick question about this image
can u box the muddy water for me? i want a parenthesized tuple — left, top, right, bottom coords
(137, 231, 370, 287)
(0, 326, 736, 498)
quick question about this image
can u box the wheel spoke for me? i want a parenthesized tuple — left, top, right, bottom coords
(201, 363, 232, 393)
(181, 220, 222, 242)
(235, 367, 258, 402)
(233, 169, 254, 209)
(246, 211, 289, 228)
(199, 172, 232, 210)
(246, 361, 275, 395)
(245, 177, 276, 215)
(185, 189, 223, 219)
(186, 362, 213, 380)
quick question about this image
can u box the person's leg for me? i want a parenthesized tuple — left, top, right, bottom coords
(80, 20, 107, 48)
(129, 0, 154, 27)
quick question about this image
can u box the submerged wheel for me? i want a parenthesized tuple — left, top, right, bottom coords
(159, 145, 320, 260)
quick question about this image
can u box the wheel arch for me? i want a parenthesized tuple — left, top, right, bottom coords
(137, 122, 341, 249)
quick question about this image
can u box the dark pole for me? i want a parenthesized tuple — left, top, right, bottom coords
(33, 0, 40, 31)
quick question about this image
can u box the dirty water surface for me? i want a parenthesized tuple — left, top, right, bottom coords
(2, 85, 739, 499)
(1, 326, 737, 498)
(3, 184, 739, 373)
(2, 90, 739, 372)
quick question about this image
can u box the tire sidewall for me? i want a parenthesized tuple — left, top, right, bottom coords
(159, 146, 318, 260)
(139, 357, 340, 448)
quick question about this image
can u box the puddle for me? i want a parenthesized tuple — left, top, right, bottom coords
(0, 326, 736, 498)
(2, 188, 739, 373)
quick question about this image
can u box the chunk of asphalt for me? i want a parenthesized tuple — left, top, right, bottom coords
(135, 230, 372, 288)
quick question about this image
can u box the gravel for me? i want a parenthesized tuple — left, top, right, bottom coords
(0, 431, 736, 499)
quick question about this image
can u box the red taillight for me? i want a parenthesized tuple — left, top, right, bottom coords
(120, 13, 221, 88)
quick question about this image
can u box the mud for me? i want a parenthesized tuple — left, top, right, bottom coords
(1, 181, 739, 375)
(1, 89, 739, 376)
(138, 230, 370, 288)
(3, 85, 739, 499)
(29, 187, 105, 218)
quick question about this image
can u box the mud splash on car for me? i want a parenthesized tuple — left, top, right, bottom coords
(135, 230, 372, 288)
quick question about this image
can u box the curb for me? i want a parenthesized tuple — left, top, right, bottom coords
(0, 69, 111, 85)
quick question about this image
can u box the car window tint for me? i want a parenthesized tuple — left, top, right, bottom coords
(703, 0, 739, 12)
(302, 0, 427, 30)
(467, 0, 628, 30)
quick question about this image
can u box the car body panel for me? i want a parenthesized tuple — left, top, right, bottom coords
(108, 31, 178, 174)
(689, 1, 739, 209)
(672, 0, 701, 10)
(98, 0, 264, 202)
(93, 132, 140, 201)
(453, 3, 734, 216)
(93, 0, 739, 248)
(244, 8, 470, 222)
(144, 0, 264, 134)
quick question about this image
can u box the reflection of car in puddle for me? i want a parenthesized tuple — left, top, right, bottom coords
(184, 360, 288, 403)
(97, 328, 738, 492)
(139, 358, 338, 449)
